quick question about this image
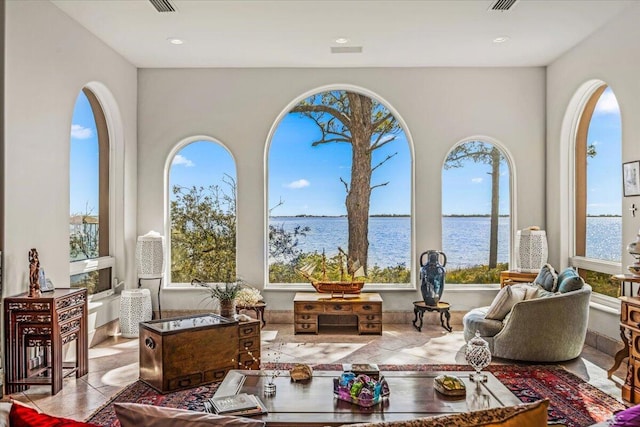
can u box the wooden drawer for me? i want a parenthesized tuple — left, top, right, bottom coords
(353, 303, 381, 314)
(628, 304, 640, 328)
(358, 322, 382, 334)
(239, 336, 260, 352)
(295, 313, 317, 323)
(295, 323, 318, 334)
(324, 302, 353, 313)
(295, 302, 324, 314)
(238, 351, 261, 369)
(358, 313, 382, 323)
(238, 321, 260, 338)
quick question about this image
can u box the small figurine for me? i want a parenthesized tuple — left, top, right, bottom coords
(28, 248, 41, 298)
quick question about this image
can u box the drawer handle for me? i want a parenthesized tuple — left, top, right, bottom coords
(333, 305, 343, 311)
(242, 327, 255, 335)
(304, 304, 315, 310)
(178, 378, 192, 387)
(302, 315, 311, 320)
(302, 324, 311, 329)
(145, 337, 156, 350)
(243, 340, 254, 349)
(366, 315, 376, 320)
(362, 305, 372, 311)
(242, 360, 254, 368)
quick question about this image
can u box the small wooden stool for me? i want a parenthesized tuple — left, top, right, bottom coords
(236, 302, 267, 327)
(412, 301, 451, 332)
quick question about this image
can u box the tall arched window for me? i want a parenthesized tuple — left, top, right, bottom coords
(442, 140, 511, 284)
(267, 89, 412, 285)
(168, 140, 237, 284)
(69, 88, 112, 295)
(574, 85, 621, 297)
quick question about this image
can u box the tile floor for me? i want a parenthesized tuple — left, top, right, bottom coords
(7, 323, 629, 422)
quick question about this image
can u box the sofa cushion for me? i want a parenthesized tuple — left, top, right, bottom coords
(9, 402, 98, 427)
(510, 283, 540, 300)
(114, 403, 266, 427)
(556, 268, 585, 293)
(0, 402, 11, 427)
(485, 286, 527, 321)
(463, 307, 504, 339)
(534, 264, 557, 292)
(344, 399, 548, 426)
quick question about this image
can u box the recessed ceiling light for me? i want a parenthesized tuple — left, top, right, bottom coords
(493, 36, 510, 44)
(167, 37, 184, 45)
(335, 38, 350, 44)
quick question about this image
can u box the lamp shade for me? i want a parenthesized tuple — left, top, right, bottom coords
(514, 227, 548, 273)
(136, 231, 165, 279)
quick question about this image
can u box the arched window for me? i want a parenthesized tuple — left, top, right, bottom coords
(574, 85, 621, 297)
(69, 88, 112, 295)
(168, 140, 237, 284)
(442, 140, 511, 283)
(267, 89, 412, 285)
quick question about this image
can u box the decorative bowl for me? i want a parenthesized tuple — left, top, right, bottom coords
(333, 373, 390, 407)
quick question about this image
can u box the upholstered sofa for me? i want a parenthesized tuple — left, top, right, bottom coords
(463, 283, 592, 362)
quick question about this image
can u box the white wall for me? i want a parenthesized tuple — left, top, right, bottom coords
(138, 67, 546, 311)
(4, 2, 137, 328)
(547, 4, 640, 338)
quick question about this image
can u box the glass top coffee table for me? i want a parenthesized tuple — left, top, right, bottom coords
(214, 369, 521, 426)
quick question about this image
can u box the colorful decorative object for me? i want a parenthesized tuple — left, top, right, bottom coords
(514, 227, 548, 273)
(333, 373, 390, 407)
(466, 331, 492, 383)
(419, 250, 447, 306)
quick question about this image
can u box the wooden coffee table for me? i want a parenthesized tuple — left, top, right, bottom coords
(214, 370, 521, 426)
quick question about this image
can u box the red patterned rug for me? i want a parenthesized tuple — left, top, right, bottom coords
(86, 364, 627, 427)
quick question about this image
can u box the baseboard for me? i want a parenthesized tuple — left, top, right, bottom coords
(585, 329, 623, 357)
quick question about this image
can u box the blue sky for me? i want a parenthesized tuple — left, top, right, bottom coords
(586, 87, 622, 216)
(70, 88, 622, 218)
(70, 92, 99, 215)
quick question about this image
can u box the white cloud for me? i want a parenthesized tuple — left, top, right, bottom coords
(285, 179, 310, 189)
(70, 124, 92, 139)
(471, 177, 483, 184)
(594, 90, 620, 115)
(172, 154, 195, 167)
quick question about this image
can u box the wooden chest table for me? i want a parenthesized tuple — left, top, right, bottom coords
(294, 292, 383, 335)
(139, 313, 261, 393)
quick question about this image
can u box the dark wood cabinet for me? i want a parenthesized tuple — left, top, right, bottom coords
(618, 296, 640, 402)
(4, 288, 88, 395)
(139, 314, 261, 393)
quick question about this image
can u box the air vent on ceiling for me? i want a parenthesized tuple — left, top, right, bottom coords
(488, 0, 519, 11)
(331, 46, 363, 54)
(149, 0, 176, 13)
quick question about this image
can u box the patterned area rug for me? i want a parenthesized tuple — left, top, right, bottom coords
(86, 364, 627, 427)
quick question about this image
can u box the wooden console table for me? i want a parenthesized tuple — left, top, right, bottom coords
(614, 296, 640, 402)
(499, 270, 538, 288)
(4, 288, 88, 395)
(293, 292, 382, 335)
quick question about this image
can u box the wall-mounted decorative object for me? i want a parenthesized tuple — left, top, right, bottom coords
(623, 161, 640, 196)
(514, 226, 548, 273)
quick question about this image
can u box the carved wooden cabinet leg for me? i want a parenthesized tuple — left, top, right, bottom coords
(609, 327, 630, 379)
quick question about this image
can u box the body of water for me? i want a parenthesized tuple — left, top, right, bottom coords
(269, 216, 622, 269)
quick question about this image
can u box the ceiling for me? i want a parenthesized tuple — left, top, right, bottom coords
(51, 0, 636, 68)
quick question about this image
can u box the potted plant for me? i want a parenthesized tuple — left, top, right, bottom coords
(191, 278, 245, 318)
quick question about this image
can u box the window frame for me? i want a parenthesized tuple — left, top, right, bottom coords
(263, 84, 416, 290)
(69, 87, 115, 299)
(441, 136, 517, 280)
(569, 82, 622, 301)
(164, 136, 238, 288)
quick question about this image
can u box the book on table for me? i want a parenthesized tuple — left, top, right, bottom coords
(205, 393, 267, 416)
